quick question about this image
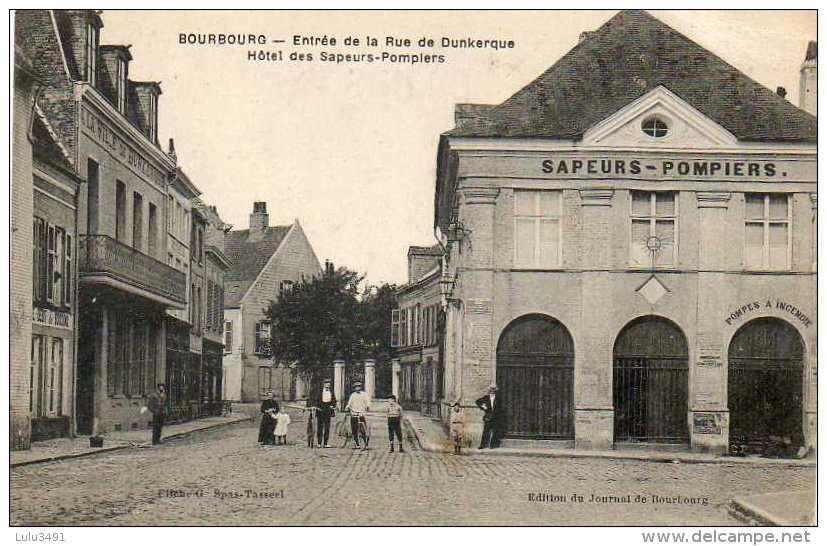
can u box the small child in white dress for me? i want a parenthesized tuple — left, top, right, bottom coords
(274, 410, 291, 445)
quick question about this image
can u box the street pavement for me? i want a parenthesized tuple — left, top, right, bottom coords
(10, 411, 815, 526)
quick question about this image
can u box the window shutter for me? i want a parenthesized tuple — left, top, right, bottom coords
(391, 309, 400, 348)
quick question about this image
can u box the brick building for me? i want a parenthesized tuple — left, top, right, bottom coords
(199, 202, 233, 414)
(30, 103, 83, 442)
(392, 245, 444, 419)
(222, 202, 321, 402)
(10, 44, 39, 449)
(13, 9, 232, 444)
(21, 9, 185, 435)
(434, 11, 816, 455)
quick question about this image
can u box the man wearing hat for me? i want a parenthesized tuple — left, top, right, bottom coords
(475, 384, 504, 449)
(317, 379, 336, 448)
(345, 381, 370, 449)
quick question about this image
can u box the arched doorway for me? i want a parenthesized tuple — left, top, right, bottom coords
(496, 314, 574, 439)
(728, 318, 804, 452)
(613, 316, 689, 443)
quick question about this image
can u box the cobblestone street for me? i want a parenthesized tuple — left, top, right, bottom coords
(11, 413, 815, 526)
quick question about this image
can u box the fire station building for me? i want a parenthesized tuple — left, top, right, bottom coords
(435, 11, 817, 454)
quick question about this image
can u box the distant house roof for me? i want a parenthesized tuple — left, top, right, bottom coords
(224, 225, 292, 307)
(447, 10, 816, 142)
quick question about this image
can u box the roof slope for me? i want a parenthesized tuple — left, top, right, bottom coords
(448, 10, 816, 142)
(224, 225, 291, 306)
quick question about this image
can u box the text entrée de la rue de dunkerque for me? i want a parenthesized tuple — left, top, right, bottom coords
(177, 33, 517, 65)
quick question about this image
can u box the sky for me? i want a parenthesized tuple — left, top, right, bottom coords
(98, 10, 816, 285)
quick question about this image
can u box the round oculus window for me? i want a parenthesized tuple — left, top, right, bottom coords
(642, 117, 669, 138)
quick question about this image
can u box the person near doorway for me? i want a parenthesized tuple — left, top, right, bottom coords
(345, 381, 370, 449)
(318, 379, 336, 448)
(386, 395, 405, 453)
(258, 392, 279, 445)
(475, 384, 504, 449)
(147, 383, 167, 445)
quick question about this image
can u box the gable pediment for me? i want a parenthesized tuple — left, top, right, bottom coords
(582, 86, 738, 148)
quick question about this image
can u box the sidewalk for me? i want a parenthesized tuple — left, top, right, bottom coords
(404, 412, 816, 468)
(729, 490, 816, 526)
(10, 412, 251, 468)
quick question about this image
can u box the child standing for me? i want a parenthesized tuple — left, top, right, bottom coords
(449, 401, 467, 455)
(386, 395, 405, 453)
(274, 409, 291, 445)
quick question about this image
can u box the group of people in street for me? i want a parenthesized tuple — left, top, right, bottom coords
(257, 392, 291, 446)
(254, 381, 505, 455)
(448, 384, 504, 455)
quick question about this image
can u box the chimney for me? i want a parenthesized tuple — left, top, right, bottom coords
(249, 201, 269, 230)
(776, 86, 787, 99)
(799, 40, 817, 116)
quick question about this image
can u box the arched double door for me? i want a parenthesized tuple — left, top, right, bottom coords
(728, 318, 805, 450)
(613, 316, 689, 443)
(496, 314, 574, 439)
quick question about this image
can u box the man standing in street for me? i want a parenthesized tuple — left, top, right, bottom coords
(475, 384, 504, 449)
(345, 381, 370, 449)
(147, 383, 167, 446)
(317, 379, 336, 448)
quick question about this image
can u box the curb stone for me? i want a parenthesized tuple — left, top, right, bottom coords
(10, 415, 250, 468)
(402, 416, 816, 467)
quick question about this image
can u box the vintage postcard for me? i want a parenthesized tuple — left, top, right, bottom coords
(7, 8, 818, 533)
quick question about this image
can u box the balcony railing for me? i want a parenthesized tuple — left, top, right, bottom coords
(79, 234, 187, 305)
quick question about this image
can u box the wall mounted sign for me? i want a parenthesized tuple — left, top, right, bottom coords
(725, 299, 812, 328)
(693, 412, 723, 435)
(32, 307, 73, 330)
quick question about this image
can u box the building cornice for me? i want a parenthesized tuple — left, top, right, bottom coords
(447, 137, 817, 156)
(461, 187, 500, 205)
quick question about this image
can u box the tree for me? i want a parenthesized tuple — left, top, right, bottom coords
(358, 283, 398, 397)
(265, 264, 398, 402)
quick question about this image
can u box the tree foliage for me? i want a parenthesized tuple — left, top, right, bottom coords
(265, 265, 397, 380)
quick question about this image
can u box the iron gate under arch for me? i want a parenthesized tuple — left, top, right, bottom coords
(728, 318, 805, 451)
(496, 314, 575, 439)
(613, 316, 689, 443)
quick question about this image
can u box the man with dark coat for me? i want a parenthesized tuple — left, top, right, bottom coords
(147, 383, 167, 445)
(258, 392, 280, 445)
(475, 384, 504, 449)
(317, 379, 336, 448)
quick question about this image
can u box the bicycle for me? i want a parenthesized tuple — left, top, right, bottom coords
(336, 410, 370, 450)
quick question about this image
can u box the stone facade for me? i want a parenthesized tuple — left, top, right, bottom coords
(434, 12, 817, 454)
(10, 46, 38, 449)
(222, 209, 322, 402)
(393, 246, 444, 419)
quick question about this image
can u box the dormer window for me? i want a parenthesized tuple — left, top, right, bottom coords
(148, 92, 158, 142)
(642, 117, 668, 138)
(116, 58, 127, 114)
(85, 23, 98, 85)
